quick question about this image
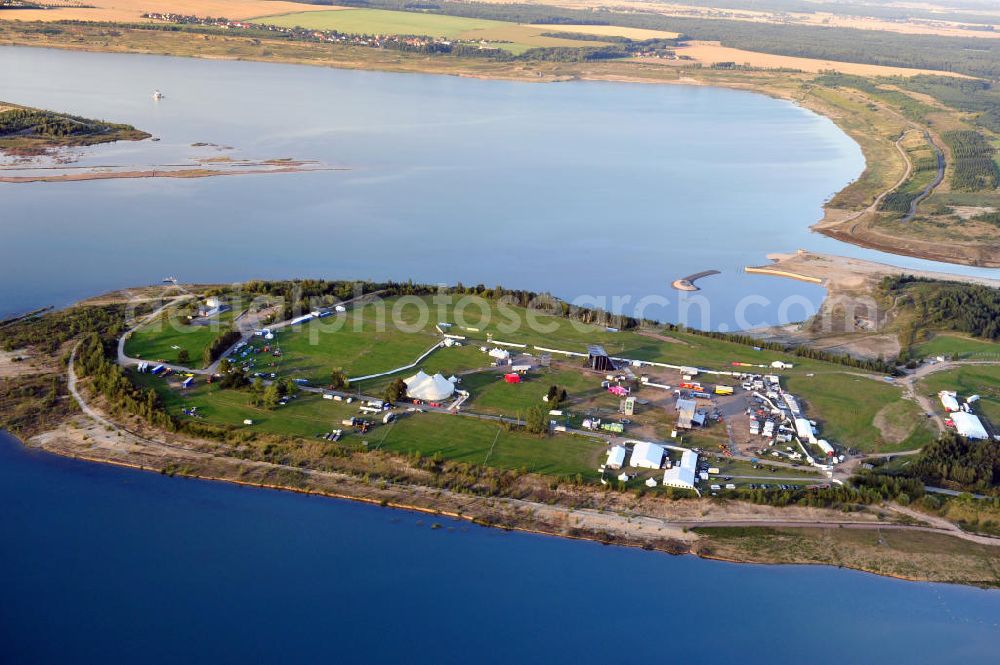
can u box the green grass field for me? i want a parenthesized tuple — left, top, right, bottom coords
(377, 412, 604, 477)
(253, 9, 605, 54)
(786, 372, 935, 453)
(234, 298, 493, 386)
(242, 296, 842, 389)
(124, 309, 235, 368)
(918, 365, 1000, 425)
(913, 333, 1000, 360)
(135, 373, 603, 477)
(462, 367, 601, 416)
(134, 374, 365, 439)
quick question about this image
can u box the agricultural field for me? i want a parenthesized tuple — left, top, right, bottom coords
(0, 0, 336, 23)
(785, 372, 935, 453)
(124, 309, 235, 368)
(918, 365, 1000, 425)
(663, 41, 963, 77)
(253, 9, 610, 53)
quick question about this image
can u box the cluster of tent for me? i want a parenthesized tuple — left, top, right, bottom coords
(404, 371, 456, 402)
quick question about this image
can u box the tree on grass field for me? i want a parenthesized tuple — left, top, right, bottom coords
(525, 406, 548, 434)
(546, 385, 568, 409)
(177, 348, 190, 365)
(216, 357, 248, 389)
(383, 377, 407, 404)
(330, 367, 349, 391)
(262, 384, 281, 410)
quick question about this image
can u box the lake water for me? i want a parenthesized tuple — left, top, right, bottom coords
(2, 46, 995, 329)
(4, 47, 1000, 662)
(1, 432, 998, 664)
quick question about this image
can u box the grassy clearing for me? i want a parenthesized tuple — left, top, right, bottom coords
(254, 9, 607, 53)
(135, 374, 366, 439)
(124, 310, 234, 368)
(462, 367, 601, 416)
(786, 372, 934, 452)
(262, 295, 840, 390)
(919, 365, 1000, 424)
(136, 372, 605, 477)
(696, 526, 1000, 586)
(378, 412, 604, 477)
(913, 333, 1000, 360)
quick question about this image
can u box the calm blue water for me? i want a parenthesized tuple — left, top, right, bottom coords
(2, 46, 995, 329)
(1, 432, 998, 664)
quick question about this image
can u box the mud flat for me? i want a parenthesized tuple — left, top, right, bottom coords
(0, 160, 342, 183)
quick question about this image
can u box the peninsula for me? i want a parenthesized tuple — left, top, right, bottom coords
(0, 101, 149, 155)
(3, 276, 1000, 587)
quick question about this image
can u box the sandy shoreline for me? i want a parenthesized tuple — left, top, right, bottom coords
(748, 250, 1000, 292)
(15, 417, 1000, 586)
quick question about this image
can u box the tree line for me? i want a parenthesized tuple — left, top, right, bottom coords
(75, 333, 175, 430)
(203, 329, 242, 366)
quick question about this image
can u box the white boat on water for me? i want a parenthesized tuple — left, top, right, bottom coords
(152, 90, 164, 100)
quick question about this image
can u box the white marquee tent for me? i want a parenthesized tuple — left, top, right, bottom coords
(629, 441, 665, 469)
(404, 371, 456, 402)
(952, 411, 988, 440)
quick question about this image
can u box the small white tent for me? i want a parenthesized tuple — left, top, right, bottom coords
(404, 371, 456, 402)
(939, 391, 960, 412)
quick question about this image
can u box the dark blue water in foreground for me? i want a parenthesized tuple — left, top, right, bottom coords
(1, 432, 998, 664)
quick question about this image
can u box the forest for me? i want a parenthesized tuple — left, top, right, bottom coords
(0, 304, 138, 354)
(909, 433, 1000, 494)
(0, 105, 148, 149)
(896, 76, 1000, 134)
(941, 130, 999, 192)
(882, 276, 1000, 342)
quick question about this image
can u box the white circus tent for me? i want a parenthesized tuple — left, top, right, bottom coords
(404, 371, 456, 402)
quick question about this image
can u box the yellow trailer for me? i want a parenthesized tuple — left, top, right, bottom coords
(714, 385, 734, 396)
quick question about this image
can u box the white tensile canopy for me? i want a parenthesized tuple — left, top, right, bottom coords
(404, 371, 456, 402)
(629, 441, 665, 469)
(952, 411, 988, 440)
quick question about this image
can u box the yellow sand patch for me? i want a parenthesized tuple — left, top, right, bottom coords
(0, 0, 343, 23)
(541, 24, 679, 40)
(668, 41, 969, 78)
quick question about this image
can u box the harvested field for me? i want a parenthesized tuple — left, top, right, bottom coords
(0, 0, 339, 23)
(664, 41, 969, 77)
